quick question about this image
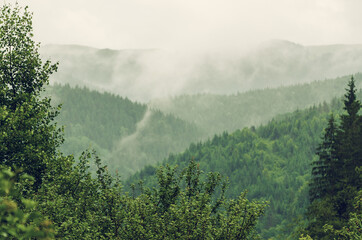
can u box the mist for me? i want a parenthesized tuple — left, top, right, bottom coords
(8, 0, 362, 51)
(7, 0, 362, 102)
(41, 41, 362, 102)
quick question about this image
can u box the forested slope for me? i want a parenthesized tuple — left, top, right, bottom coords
(150, 74, 362, 134)
(130, 91, 360, 239)
(48, 84, 205, 177)
(49, 76, 361, 179)
(49, 84, 146, 155)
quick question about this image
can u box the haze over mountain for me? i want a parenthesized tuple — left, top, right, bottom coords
(150, 74, 362, 135)
(41, 40, 362, 102)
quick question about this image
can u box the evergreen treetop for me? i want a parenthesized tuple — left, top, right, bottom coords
(307, 76, 362, 239)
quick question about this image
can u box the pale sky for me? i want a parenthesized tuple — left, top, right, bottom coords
(5, 0, 362, 51)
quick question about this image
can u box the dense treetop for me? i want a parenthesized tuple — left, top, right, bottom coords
(0, 4, 61, 188)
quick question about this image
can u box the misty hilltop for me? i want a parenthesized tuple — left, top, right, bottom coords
(40, 40, 362, 102)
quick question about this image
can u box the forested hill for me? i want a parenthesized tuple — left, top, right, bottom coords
(129, 91, 360, 239)
(49, 84, 146, 152)
(48, 84, 206, 177)
(150, 74, 362, 135)
(48, 75, 361, 178)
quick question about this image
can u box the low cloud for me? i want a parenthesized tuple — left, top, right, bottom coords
(41, 41, 362, 102)
(8, 0, 362, 50)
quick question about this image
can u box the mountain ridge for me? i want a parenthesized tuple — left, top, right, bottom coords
(41, 40, 362, 102)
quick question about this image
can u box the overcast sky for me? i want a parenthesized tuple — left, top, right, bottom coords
(6, 0, 362, 51)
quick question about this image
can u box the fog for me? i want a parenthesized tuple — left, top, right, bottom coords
(6, 0, 362, 51)
(3, 0, 361, 102)
(40, 41, 362, 102)
(109, 108, 153, 174)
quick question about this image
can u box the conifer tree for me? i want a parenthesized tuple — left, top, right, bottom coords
(307, 76, 362, 239)
(309, 114, 338, 201)
(337, 76, 361, 189)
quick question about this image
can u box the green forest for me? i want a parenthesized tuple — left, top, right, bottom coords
(47, 84, 205, 177)
(131, 91, 362, 239)
(149, 75, 362, 134)
(0, 4, 361, 240)
(47, 75, 362, 179)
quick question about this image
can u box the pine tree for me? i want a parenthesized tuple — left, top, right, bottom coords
(309, 114, 338, 201)
(307, 76, 362, 239)
(338, 76, 361, 189)
(307, 115, 341, 239)
(332, 76, 362, 222)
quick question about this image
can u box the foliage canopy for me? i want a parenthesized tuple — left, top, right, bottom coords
(0, 4, 61, 188)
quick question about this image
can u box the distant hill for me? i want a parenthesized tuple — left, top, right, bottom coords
(49, 75, 361, 178)
(150, 74, 362, 135)
(49, 84, 205, 177)
(41, 40, 362, 102)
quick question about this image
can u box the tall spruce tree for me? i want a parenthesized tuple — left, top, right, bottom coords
(307, 115, 341, 239)
(333, 76, 362, 223)
(338, 77, 361, 189)
(309, 114, 338, 201)
(307, 76, 362, 239)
